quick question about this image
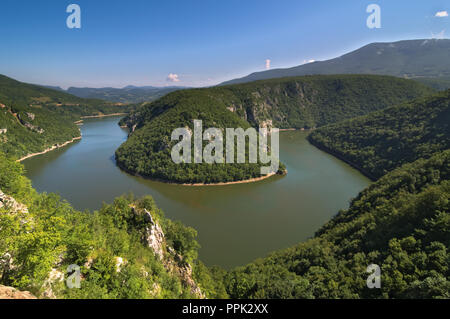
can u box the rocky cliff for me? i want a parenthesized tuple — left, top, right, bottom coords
(131, 205, 205, 298)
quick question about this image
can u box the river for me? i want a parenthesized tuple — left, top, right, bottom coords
(23, 116, 370, 268)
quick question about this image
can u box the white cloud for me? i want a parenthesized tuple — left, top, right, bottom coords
(265, 59, 271, 70)
(166, 73, 180, 82)
(303, 59, 316, 64)
(435, 11, 448, 18)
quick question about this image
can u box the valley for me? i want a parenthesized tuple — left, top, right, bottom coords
(22, 116, 370, 268)
(0, 35, 448, 299)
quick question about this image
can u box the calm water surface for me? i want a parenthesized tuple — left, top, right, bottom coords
(24, 117, 370, 268)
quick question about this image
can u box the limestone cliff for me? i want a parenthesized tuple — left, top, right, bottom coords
(131, 205, 205, 298)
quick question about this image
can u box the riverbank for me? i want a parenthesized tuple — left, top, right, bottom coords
(116, 159, 284, 186)
(80, 113, 126, 119)
(307, 135, 377, 181)
(278, 128, 314, 132)
(23, 118, 370, 268)
(182, 172, 279, 186)
(17, 136, 82, 162)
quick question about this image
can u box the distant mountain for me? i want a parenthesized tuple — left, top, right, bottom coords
(42, 85, 65, 92)
(220, 39, 450, 88)
(65, 86, 188, 104)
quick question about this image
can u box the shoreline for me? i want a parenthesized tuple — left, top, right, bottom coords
(307, 136, 377, 181)
(80, 113, 126, 119)
(16, 113, 126, 163)
(116, 161, 285, 186)
(17, 136, 82, 162)
(181, 172, 279, 186)
(278, 128, 314, 132)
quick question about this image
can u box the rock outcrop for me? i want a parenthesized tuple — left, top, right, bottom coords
(165, 255, 205, 298)
(0, 285, 37, 299)
(24, 122, 44, 134)
(41, 268, 64, 299)
(132, 206, 205, 298)
(0, 189, 29, 214)
(143, 209, 165, 259)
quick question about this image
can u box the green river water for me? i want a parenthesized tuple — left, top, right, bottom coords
(23, 116, 370, 268)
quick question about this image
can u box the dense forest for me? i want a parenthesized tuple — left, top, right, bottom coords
(309, 90, 450, 179)
(2, 87, 448, 298)
(121, 74, 432, 130)
(225, 150, 449, 298)
(223, 89, 450, 299)
(0, 151, 227, 298)
(116, 75, 431, 184)
(0, 74, 134, 159)
(1, 71, 448, 299)
(116, 89, 286, 184)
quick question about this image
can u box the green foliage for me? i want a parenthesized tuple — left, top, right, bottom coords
(164, 220, 200, 265)
(224, 90, 449, 299)
(116, 74, 429, 183)
(309, 89, 450, 179)
(1, 74, 448, 299)
(415, 77, 450, 91)
(0, 74, 133, 159)
(226, 151, 450, 299)
(0, 153, 226, 299)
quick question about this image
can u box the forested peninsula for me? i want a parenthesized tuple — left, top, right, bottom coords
(116, 75, 432, 184)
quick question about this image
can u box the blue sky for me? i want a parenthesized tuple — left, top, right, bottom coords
(0, 0, 448, 88)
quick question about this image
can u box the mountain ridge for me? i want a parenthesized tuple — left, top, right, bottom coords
(220, 39, 450, 88)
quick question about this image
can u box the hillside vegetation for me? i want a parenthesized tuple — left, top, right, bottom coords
(224, 90, 450, 299)
(0, 74, 448, 299)
(309, 90, 450, 179)
(226, 150, 449, 298)
(116, 75, 431, 183)
(116, 89, 275, 184)
(0, 151, 227, 299)
(0, 75, 132, 159)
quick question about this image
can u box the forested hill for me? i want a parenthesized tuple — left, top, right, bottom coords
(224, 88, 450, 299)
(0, 151, 227, 299)
(116, 75, 432, 184)
(309, 89, 450, 180)
(220, 39, 450, 88)
(0, 74, 132, 159)
(121, 75, 433, 131)
(226, 150, 449, 298)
